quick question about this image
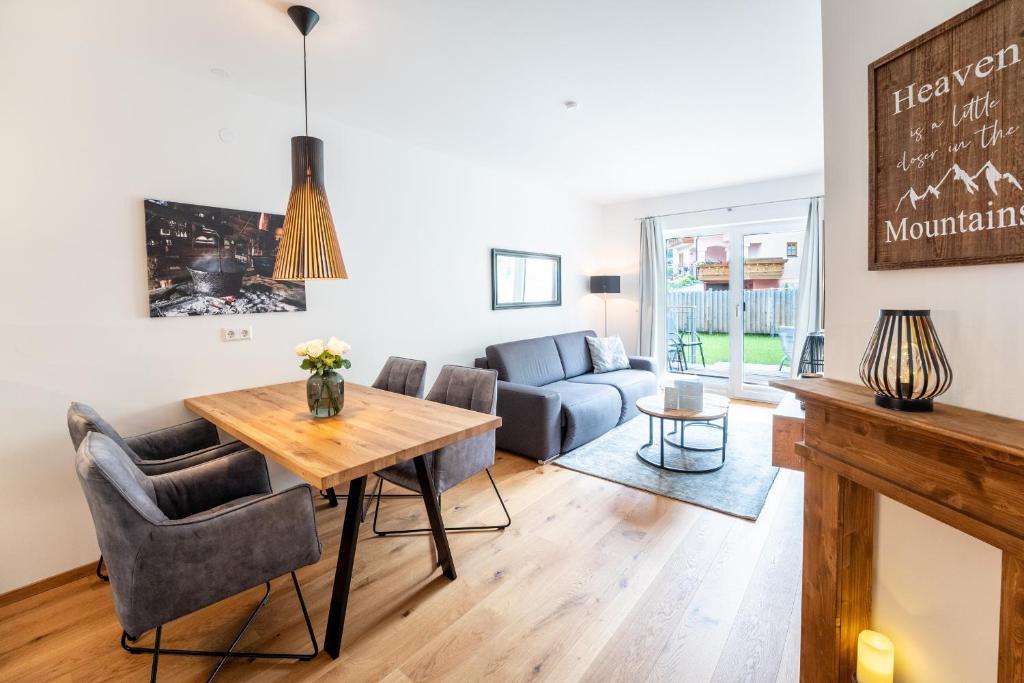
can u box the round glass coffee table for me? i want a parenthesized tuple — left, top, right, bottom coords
(635, 394, 730, 474)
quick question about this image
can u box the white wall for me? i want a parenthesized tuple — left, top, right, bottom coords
(599, 173, 824, 352)
(822, 0, 1018, 680)
(0, 2, 602, 593)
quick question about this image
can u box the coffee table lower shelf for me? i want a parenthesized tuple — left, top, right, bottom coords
(634, 395, 730, 474)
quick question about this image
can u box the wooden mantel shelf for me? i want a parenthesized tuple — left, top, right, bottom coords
(770, 378, 1024, 683)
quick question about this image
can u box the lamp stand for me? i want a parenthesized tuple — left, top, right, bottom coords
(603, 293, 608, 336)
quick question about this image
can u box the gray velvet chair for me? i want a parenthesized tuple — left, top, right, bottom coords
(323, 356, 428, 511)
(75, 431, 322, 682)
(371, 365, 511, 535)
(67, 402, 248, 580)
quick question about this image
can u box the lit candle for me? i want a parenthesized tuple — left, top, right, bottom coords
(857, 630, 894, 683)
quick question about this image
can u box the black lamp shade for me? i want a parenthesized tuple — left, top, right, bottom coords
(858, 309, 952, 412)
(590, 275, 621, 294)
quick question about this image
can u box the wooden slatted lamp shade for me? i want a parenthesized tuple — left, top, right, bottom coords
(273, 136, 347, 279)
(273, 5, 347, 281)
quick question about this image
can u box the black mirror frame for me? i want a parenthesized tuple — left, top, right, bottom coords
(491, 248, 562, 310)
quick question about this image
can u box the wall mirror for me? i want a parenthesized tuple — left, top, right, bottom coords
(491, 249, 561, 309)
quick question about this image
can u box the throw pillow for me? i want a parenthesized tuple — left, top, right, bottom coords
(586, 336, 630, 373)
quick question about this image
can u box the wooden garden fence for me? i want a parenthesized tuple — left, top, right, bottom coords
(667, 288, 797, 335)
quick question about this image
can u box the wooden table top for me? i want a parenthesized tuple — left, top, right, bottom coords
(185, 381, 502, 490)
(636, 393, 730, 421)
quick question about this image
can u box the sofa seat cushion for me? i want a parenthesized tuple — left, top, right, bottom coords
(552, 330, 597, 378)
(544, 381, 621, 452)
(568, 369, 659, 424)
(485, 336, 565, 387)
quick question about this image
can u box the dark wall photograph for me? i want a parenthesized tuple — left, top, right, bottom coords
(145, 199, 306, 317)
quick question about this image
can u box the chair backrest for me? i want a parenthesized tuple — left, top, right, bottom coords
(779, 326, 796, 355)
(67, 402, 138, 460)
(426, 365, 498, 414)
(372, 356, 427, 398)
(75, 432, 167, 628)
(424, 366, 498, 492)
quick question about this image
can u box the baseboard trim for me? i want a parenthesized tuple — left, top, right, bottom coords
(0, 561, 96, 609)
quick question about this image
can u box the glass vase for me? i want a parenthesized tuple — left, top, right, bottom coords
(307, 371, 344, 418)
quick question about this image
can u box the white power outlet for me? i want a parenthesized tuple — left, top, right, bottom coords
(221, 326, 253, 342)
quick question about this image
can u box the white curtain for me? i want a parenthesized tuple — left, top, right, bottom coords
(638, 217, 667, 367)
(792, 197, 824, 377)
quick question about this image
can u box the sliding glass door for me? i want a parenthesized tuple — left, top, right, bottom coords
(665, 218, 807, 401)
(665, 231, 731, 388)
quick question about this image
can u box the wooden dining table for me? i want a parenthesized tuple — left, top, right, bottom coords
(184, 380, 502, 659)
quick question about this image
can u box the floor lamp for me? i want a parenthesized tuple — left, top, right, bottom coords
(590, 275, 621, 336)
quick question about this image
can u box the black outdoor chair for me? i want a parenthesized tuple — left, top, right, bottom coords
(670, 331, 705, 372)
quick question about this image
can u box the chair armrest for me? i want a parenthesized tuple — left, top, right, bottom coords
(126, 418, 220, 461)
(474, 357, 489, 370)
(628, 356, 658, 374)
(149, 448, 271, 519)
(136, 440, 248, 476)
(494, 381, 561, 461)
(123, 485, 322, 636)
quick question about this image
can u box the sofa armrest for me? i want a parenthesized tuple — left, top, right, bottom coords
(149, 448, 272, 519)
(494, 381, 562, 461)
(628, 356, 658, 374)
(126, 418, 220, 460)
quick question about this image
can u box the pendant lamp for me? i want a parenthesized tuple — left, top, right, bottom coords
(273, 5, 347, 280)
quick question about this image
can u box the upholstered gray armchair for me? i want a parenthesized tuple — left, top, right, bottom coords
(324, 356, 428, 512)
(75, 432, 322, 681)
(372, 365, 510, 535)
(68, 402, 248, 580)
(68, 402, 247, 476)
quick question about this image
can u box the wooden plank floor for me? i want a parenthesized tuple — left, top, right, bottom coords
(0, 428, 802, 682)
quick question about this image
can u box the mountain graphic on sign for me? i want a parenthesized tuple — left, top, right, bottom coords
(895, 161, 1023, 212)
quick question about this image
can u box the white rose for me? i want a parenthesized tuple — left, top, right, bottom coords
(339, 340, 351, 354)
(294, 342, 308, 357)
(326, 337, 345, 356)
(305, 339, 324, 358)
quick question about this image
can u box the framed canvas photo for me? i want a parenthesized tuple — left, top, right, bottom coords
(145, 199, 306, 317)
(868, 0, 1024, 270)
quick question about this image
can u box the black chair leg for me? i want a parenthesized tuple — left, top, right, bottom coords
(150, 625, 161, 683)
(698, 343, 706, 368)
(96, 556, 109, 582)
(372, 468, 511, 536)
(121, 572, 318, 682)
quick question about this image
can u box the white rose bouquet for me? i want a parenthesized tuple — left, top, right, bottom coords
(295, 337, 352, 376)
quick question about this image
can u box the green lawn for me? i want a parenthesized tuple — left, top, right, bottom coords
(682, 333, 787, 367)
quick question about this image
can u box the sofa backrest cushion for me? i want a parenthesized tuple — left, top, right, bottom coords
(552, 330, 597, 378)
(485, 336, 565, 386)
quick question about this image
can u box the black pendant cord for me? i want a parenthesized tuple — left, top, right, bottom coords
(303, 35, 309, 136)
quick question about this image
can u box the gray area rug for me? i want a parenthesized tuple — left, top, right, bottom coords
(553, 404, 778, 520)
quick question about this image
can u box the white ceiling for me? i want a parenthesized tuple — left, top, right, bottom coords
(100, 0, 824, 205)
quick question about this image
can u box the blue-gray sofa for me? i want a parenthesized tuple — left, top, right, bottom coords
(474, 330, 658, 462)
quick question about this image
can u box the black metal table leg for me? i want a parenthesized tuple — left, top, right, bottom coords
(325, 487, 339, 507)
(413, 455, 457, 581)
(324, 475, 367, 659)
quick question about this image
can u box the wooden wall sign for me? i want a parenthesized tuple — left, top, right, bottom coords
(869, 0, 1024, 270)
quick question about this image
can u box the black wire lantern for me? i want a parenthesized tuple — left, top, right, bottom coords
(859, 310, 952, 412)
